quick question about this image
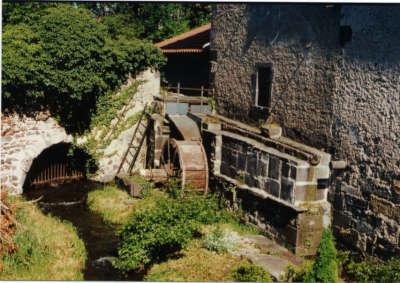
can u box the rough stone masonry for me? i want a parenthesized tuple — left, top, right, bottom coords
(1, 112, 72, 194)
(210, 4, 400, 258)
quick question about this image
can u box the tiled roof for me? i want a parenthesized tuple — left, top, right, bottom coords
(162, 48, 204, 54)
(155, 23, 211, 49)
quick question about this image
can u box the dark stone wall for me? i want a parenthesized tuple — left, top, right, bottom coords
(330, 6, 400, 258)
(211, 4, 400, 258)
(221, 135, 297, 203)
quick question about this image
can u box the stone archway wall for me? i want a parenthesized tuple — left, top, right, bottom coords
(1, 112, 72, 194)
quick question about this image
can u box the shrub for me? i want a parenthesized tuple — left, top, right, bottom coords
(305, 229, 339, 283)
(114, 193, 229, 272)
(202, 227, 239, 253)
(231, 262, 272, 282)
(285, 260, 314, 282)
(346, 257, 400, 283)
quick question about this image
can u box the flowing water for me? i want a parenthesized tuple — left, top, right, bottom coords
(24, 181, 143, 281)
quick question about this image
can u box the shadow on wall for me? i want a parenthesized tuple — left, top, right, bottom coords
(244, 5, 341, 52)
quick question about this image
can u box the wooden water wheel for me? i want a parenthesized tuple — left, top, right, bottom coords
(161, 138, 208, 193)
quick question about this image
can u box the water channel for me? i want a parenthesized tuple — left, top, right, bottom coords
(24, 181, 143, 280)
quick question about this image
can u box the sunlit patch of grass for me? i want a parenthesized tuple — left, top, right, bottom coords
(87, 185, 135, 226)
(0, 196, 86, 280)
(87, 185, 167, 226)
(144, 240, 248, 282)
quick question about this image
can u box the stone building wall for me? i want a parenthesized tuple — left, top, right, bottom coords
(330, 6, 400, 257)
(211, 4, 400, 258)
(211, 4, 340, 148)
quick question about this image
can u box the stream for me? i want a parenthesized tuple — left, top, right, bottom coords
(24, 181, 143, 281)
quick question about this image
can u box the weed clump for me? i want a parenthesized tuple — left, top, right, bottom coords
(231, 262, 272, 282)
(346, 257, 400, 283)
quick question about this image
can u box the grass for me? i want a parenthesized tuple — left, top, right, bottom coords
(87, 185, 135, 226)
(87, 184, 266, 281)
(87, 184, 167, 226)
(144, 240, 248, 282)
(0, 196, 86, 280)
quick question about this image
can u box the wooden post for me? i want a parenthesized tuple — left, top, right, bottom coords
(177, 82, 180, 95)
(201, 86, 204, 109)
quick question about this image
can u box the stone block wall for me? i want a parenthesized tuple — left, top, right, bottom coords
(203, 120, 331, 255)
(329, 6, 400, 258)
(220, 134, 331, 205)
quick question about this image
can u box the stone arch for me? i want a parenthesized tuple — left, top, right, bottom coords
(1, 113, 73, 195)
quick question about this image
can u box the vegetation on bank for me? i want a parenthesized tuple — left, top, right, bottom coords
(144, 239, 248, 282)
(87, 185, 167, 226)
(231, 262, 273, 282)
(285, 229, 400, 283)
(86, 183, 268, 280)
(344, 255, 400, 283)
(0, 196, 86, 280)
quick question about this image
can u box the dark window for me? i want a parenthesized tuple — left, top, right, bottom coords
(340, 25, 352, 47)
(255, 65, 272, 108)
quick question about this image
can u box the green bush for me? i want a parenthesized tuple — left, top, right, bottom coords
(114, 193, 229, 272)
(231, 262, 272, 282)
(346, 257, 400, 283)
(305, 230, 339, 283)
(2, 3, 165, 133)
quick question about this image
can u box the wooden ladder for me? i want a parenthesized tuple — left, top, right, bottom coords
(116, 103, 151, 176)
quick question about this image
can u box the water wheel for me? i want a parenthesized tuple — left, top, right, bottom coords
(161, 138, 208, 193)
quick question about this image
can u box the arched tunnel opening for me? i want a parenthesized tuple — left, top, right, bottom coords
(23, 142, 96, 190)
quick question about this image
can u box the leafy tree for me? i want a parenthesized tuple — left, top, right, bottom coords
(2, 24, 45, 107)
(2, 3, 165, 133)
(88, 3, 211, 42)
(305, 230, 339, 283)
(2, 2, 56, 25)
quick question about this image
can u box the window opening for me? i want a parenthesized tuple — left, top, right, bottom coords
(255, 65, 272, 108)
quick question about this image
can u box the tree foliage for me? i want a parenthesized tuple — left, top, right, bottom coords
(2, 3, 165, 133)
(89, 3, 211, 42)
